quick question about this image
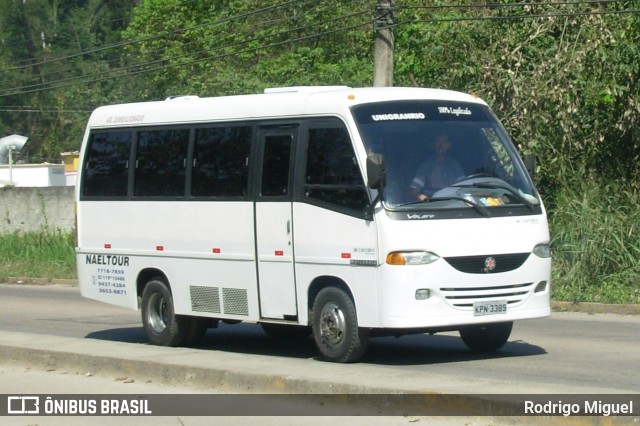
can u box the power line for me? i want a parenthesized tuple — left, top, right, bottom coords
(0, 0, 307, 74)
(0, 10, 373, 99)
(1, 1, 636, 100)
(0, 0, 340, 91)
(399, 0, 631, 12)
(3, 0, 629, 79)
(0, 6, 372, 97)
(397, 7, 639, 26)
(0, 109, 91, 113)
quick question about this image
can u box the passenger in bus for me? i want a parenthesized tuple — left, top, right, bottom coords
(409, 132, 464, 201)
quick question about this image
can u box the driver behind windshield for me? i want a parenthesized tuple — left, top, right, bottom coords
(409, 132, 464, 201)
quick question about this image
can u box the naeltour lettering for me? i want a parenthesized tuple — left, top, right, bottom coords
(86, 254, 130, 267)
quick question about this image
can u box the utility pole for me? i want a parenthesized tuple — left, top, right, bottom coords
(373, 0, 397, 87)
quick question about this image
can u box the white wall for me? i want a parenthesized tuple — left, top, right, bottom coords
(0, 164, 67, 187)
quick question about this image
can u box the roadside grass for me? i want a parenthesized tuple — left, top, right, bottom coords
(0, 230, 76, 281)
(549, 177, 640, 304)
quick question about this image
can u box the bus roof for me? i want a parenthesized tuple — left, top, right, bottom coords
(87, 86, 487, 128)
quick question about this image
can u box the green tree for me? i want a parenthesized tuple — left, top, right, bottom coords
(0, 0, 138, 159)
(121, 0, 374, 98)
(393, 0, 640, 184)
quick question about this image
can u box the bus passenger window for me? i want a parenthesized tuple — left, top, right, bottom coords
(134, 129, 189, 197)
(82, 131, 132, 198)
(261, 134, 292, 197)
(192, 126, 251, 197)
(304, 126, 368, 213)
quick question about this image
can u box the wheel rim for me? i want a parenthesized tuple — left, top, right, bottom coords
(319, 302, 346, 346)
(147, 292, 167, 333)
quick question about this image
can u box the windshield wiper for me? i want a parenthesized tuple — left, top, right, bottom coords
(393, 196, 490, 218)
(454, 181, 536, 211)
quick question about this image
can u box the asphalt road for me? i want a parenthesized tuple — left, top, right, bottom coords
(1, 283, 639, 396)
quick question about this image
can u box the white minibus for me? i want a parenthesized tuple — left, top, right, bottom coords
(76, 86, 551, 362)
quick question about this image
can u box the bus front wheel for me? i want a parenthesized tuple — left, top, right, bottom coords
(311, 287, 369, 363)
(141, 278, 189, 347)
(459, 321, 513, 352)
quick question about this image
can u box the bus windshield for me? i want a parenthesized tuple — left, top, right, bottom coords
(351, 100, 539, 212)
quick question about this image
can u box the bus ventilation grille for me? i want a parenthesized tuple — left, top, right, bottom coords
(222, 288, 249, 316)
(190, 286, 221, 313)
(190, 286, 249, 316)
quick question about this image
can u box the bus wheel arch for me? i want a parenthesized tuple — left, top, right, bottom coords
(137, 268, 168, 301)
(308, 277, 369, 363)
(307, 276, 354, 315)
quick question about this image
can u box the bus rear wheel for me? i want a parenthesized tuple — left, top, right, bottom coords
(141, 278, 189, 347)
(311, 287, 368, 363)
(459, 321, 513, 352)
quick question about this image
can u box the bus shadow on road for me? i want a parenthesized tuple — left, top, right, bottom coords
(85, 327, 147, 344)
(85, 322, 546, 365)
(361, 333, 546, 365)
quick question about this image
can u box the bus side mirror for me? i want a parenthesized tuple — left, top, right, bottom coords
(366, 154, 386, 190)
(523, 154, 536, 177)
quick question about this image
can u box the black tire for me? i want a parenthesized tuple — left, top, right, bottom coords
(459, 321, 513, 352)
(141, 278, 189, 347)
(311, 287, 369, 363)
(261, 323, 311, 340)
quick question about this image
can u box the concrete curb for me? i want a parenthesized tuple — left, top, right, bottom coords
(551, 301, 640, 315)
(5, 277, 78, 286)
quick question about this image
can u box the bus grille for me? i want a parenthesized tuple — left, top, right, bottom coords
(190, 286, 221, 313)
(444, 253, 530, 274)
(190, 286, 249, 316)
(439, 282, 534, 309)
(222, 288, 249, 316)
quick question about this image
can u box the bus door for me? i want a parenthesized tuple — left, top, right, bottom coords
(255, 126, 298, 319)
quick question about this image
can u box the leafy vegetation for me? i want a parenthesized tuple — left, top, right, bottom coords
(549, 173, 640, 304)
(0, 231, 76, 281)
(0, 1, 638, 302)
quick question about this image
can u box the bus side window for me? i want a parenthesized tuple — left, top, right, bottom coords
(134, 129, 189, 197)
(304, 126, 369, 214)
(82, 131, 132, 198)
(192, 126, 251, 198)
(261, 134, 292, 197)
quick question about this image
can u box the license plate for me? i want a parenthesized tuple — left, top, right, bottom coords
(473, 300, 507, 316)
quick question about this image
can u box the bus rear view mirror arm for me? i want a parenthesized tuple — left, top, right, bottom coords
(367, 153, 387, 190)
(365, 154, 386, 220)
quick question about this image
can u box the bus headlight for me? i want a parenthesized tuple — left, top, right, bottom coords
(386, 251, 439, 265)
(533, 243, 551, 258)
